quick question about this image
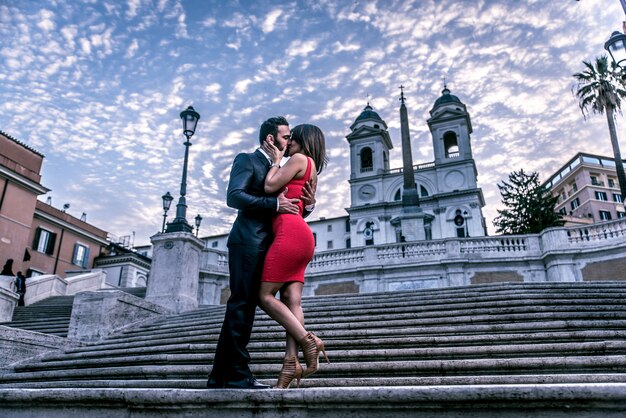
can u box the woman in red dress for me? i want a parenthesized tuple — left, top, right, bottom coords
(259, 124, 329, 389)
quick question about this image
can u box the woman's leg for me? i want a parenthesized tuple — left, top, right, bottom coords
(280, 282, 304, 357)
(259, 282, 308, 344)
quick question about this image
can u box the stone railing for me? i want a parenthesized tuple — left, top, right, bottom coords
(376, 241, 447, 261)
(309, 248, 365, 269)
(199, 249, 229, 273)
(459, 236, 538, 257)
(20, 270, 109, 305)
(197, 218, 626, 302)
(565, 219, 626, 244)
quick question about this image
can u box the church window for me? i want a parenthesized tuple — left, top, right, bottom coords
(394, 189, 401, 201)
(345, 219, 351, 232)
(327, 224, 332, 232)
(345, 238, 351, 248)
(420, 185, 429, 197)
(364, 221, 375, 245)
(443, 131, 459, 158)
(313, 233, 317, 247)
(454, 209, 467, 238)
(327, 240, 334, 249)
(360, 147, 373, 172)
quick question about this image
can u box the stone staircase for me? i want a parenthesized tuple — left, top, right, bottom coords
(1, 282, 626, 416)
(0, 287, 146, 338)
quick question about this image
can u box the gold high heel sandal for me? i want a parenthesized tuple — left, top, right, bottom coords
(275, 355, 303, 389)
(299, 332, 330, 377)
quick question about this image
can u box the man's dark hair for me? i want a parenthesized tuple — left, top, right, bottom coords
(259, 116, 289, 145)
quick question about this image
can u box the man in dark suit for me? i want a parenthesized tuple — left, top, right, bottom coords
(207, 116, 315, 389)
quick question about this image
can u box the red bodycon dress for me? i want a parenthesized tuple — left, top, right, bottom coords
(261, 157, 314, 283)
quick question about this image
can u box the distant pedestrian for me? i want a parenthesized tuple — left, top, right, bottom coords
(15, 271, 26, 306)
(1, 258, 14, 276)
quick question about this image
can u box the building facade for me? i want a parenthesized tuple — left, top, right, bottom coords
(0, 131, 109, 279)
(545, 152, 625, 225)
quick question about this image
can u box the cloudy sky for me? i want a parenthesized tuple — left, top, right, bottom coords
(0, 0, 624, 246)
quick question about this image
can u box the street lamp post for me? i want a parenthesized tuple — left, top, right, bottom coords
(605, 30, 626, 209)
(165, 106, 200, 233)
(194, 214, 203, 237)
(161, 192, 173, 233)
(605, 31, 626, 70)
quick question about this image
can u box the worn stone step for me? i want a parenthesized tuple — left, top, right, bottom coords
(4, 373, 626, 389)
(3, 355, 626, 386)
(14, 341, 626, 374)
(40, 330, 626, 362)
(111, 310, 626, 342)
(1, 384, 626, 417)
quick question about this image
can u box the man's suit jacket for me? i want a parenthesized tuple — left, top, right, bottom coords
(226, 149, 278, 250)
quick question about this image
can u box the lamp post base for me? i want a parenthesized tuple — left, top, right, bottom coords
(164, 219, 194, 233)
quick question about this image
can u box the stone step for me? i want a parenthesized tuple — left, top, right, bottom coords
(3, 373, 626, 389)
(3, 355, 626, 386)
(3, 282, 626, 394)
(13, 341, 626, 374)
(112, 309, 626, 341)
(40, 330, 626, 361)
(1, 384, 626, 417)
(79, 318, 626, 350)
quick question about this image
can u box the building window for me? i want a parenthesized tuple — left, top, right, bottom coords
(345, 238, 351, 249)
(211, 241, 218, 248)
(571, 182, 578, 192)
(394, 189, 401, 201)
(26, 268, 44, 278)
(33, 228, 56, 255)
(443, 131, 459, 158)
(360, 147, 373, 172)
(613, 193, 623, 203)
(590, 175, 602, 186)
(558, 207, 567, 215)
(595, 191, 608, 201)
(571, 198, 580, 210)
(420, 185, 429, 197)
(599, 210, 612, 221)
(327, 240, 333, 250)
(72, 243, 90, 268)
(327, 224, 332, 232)
(608, 178, 616, 188)
(313, 233, 317, 247)
(618, 212, 626, 219)
(345, 219, 351, 232)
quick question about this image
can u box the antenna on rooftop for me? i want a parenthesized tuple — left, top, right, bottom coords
(63, 203, 70, 212)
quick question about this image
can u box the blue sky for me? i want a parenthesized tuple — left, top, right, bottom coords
(0, 0, 623, 246)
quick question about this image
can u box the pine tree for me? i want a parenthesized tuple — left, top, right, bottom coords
(493, 169, 563, 235)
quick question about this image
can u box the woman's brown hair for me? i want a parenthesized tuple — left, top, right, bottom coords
(290, 124, 328, 174)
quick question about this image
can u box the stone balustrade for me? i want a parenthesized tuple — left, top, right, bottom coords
(197, 218, 626, 303)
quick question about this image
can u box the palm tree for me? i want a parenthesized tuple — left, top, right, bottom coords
(573, 55, 626, 210)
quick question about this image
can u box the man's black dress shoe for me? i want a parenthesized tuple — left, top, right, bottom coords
(224, 377, 270, 389)
(206, 377, 225, 388)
